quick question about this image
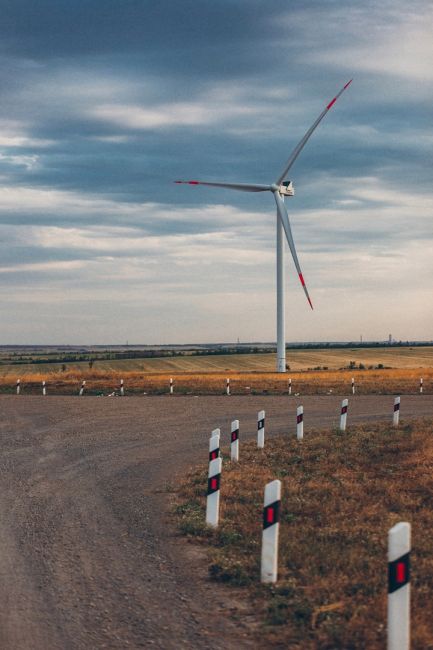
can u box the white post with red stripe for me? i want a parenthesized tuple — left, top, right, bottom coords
(261, 479, 281, 583)
(296, 406, 303, 440)
(120, 379, 124, 396)
(419, 378, 423, 394)
(79, 380, 86, 396)
(42, 381, 46, 396)
(393, 397, 400, 427)
(169, 377, 174, 394)
(388, 522, 410, 650)
(340, 398, 348, 431)
(351, 377, 355, 395)
(16, 379, 20, 395)
(257, 410, 265, 448)
(209, 429, 220, 462)
(288, 378, 292, 396)
(226, 378, 230, 396)
(230, 419, 239, 461)
(206, 457, 222, 528)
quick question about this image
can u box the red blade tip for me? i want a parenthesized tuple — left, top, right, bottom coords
(299, 273, 314, 309)
(326, 79, 353, 110)
(174, 180, 199, 185)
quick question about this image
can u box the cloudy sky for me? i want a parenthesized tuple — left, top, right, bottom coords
(0, 0, 431, 344)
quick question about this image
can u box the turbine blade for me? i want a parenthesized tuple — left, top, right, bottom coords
(174, 180, 271, 192)
(273, 192, 313, 309)
(275, 79, 352, 185)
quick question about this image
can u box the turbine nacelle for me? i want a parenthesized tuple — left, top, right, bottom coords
(279, 181, 294, 197)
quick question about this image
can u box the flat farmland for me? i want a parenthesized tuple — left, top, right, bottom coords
(0, 348, 432, 396)
(0, 346, 433, 377)
(1, 346, 433, 376)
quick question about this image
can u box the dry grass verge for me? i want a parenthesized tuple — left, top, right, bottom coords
(0, 367, 431, 395)
(174, 420, 433, 649)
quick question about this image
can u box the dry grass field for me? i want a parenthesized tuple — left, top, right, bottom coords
(0, 366, 431, 395)
(175, 419, 433, 649)
(0, 347, 431, 395)
(1, 346, 433, 376)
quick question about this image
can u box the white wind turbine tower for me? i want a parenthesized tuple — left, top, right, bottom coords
(176, 80, 352, 372)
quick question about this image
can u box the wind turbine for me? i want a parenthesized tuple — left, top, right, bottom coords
(176, 80, 352, 372)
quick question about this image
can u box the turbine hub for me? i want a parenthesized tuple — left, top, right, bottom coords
(279, 181, 295, 196)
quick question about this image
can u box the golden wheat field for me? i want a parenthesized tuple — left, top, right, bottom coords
(1, 346, 433, 376)
(0, 347, 431, 394)
(0, 366, 432, 395)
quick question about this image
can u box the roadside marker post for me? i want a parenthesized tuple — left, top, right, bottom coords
(261, 479, 281, 583)
(340, 398, 349, 431)
(226, 378, 230, 396)
(79, 380, 86, 396)
(419, 378, 423, 394)
(296, 406, 304, 440)
(170, 377, 174, 394)
(209, 430, 220, 462)
(352, 377, 355, 395)
(393, 397, 400, 427)
(230, 419, 239, 461)
(206, 457, 222, 528)
(388, 522, 410, 650)
(257, 410, 265, 449)
(42, 381, 46, 396)
(288, 378, 292, 396)
(120, 379, 124, 396)
(16, 379, 20, 395)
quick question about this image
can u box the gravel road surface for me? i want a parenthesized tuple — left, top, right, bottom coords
(0, 394, 432, 649)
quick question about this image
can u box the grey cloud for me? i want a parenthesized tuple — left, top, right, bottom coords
(0, 0, 431, 342)
(0, 1, 286, 79)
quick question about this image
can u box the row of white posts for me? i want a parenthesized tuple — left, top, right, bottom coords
(339, 397, 402, 431)
(205, 414, 411, 650)
(143, 376, 419, 398)
(207, 397, 403, 524)
(11, 377, 427, 396)
(155, 376, 421, 397)
(14, 378, 123, 396)
(207, 416, 264, 527)
(16, 376, 218, 395)
(228, 376, 423, 397)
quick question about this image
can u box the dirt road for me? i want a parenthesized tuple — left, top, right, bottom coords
(0, 395, 431, 649)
